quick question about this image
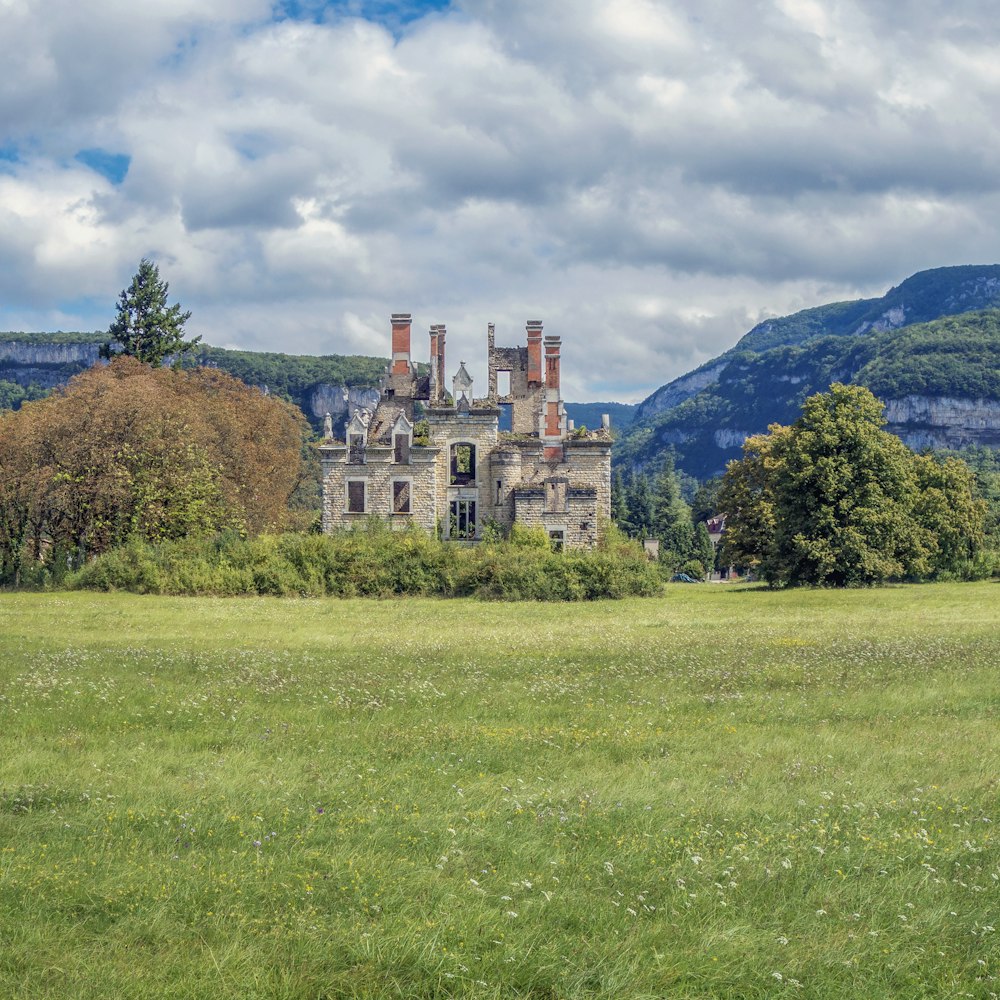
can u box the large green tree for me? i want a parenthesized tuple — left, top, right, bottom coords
(102, 258, 199, 365)
(624, 472, 654, 538)
(771, 384, 923, 585)
(651, 456, 695, 566)
(719, 384, 986, 585)
(716, 425, 789, 576)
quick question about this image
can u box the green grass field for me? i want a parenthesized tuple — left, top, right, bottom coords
(1, 584, 999, 998)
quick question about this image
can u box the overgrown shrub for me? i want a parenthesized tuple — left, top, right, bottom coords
(680, 559, 707, 580)
(66, 525, 662, 601)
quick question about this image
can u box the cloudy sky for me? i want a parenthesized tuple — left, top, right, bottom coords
(2, 0, 999, 401)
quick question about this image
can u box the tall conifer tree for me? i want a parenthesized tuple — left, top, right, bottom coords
(102, 258, 199, 366)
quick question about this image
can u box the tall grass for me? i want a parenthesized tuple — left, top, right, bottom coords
(0, 584, 998, 997)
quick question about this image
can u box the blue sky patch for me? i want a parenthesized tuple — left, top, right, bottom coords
(273, 0, 451, 29)
(0, 144, 20, 173)
(60, 295, 114, 327)
(75, 148, 131, 185)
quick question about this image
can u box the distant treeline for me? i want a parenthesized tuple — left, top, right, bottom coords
(0, 331, 389, 426)
(563, 401, 636, 432)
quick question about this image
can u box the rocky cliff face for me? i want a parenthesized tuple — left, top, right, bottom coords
(633, 362, 726, 423)
(0, 341, 102, 389)
(885, 395, 1000, 450)
(307, 384, 382, 430)
(0, 342, 102, 366)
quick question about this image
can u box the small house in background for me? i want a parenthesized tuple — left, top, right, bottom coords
(706, 514, 726, 546)
(319, 314, 612, 549)
(704, 513, 731, 579)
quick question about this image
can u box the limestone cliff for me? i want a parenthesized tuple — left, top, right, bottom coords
(307, 384, 382, 427)
(885, 396, 1000, 450)
(0, 341, 102, 366)
(633, 362, 726, 423)
(0, 334, 387, 434)
(0, 339, 104, 390)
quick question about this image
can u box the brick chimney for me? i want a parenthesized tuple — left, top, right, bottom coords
(526, 320, 543, 386)
(437, 324, 446, 399)
(543, 335, 563, 458)
(428, 325, 440, 401)
(391, 313, 412, 375)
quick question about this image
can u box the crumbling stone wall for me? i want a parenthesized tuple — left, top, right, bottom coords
(320, 314, 611, 549)
(320, 444, 440, 533)
(508, 437, 611, 547)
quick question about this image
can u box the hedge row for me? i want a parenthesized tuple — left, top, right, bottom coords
(66, 523, 663, 601)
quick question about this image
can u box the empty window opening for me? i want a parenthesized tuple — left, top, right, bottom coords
(394, 433, 410, 464)
(449, 499, 477, 539)
(449, 443, 476, 485)
(392, 480, 411, 514)
(348, 434, 365, 464)
(496, 479, 503, 504)
(347, 480, 366, 513)
(548, 529, 565, 552)
(496, 370, 511, 397)
(547, 480, 567, 513)
(498, 402, 513, 432)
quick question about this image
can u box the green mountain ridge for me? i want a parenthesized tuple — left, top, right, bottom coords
(620, 265, 1000, 479)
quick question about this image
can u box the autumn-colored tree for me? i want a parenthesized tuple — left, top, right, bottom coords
(0, 357, 307, 580)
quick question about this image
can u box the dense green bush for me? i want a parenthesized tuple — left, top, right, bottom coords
(65, 522, 662, 601)
(719, 385, 991, 586)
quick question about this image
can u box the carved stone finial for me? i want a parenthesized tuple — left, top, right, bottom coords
(452, 361, 474, 405)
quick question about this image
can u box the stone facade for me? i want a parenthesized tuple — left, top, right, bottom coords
(320, 315, 612, 548)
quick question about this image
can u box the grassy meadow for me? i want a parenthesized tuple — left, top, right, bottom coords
(1, 583, 999, 998)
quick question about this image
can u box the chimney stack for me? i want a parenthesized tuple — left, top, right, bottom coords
(526, 320, 543, 386)
(437, 324, 446, 400)
(390, 313, 412, 375)
(428, 325, 440, 401)
(544, 335, 561, 393)
(543, 335, 563, 457)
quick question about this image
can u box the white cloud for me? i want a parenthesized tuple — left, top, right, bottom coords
(1, 0, 999, 400)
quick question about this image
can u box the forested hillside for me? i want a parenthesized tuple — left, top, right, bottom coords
(621, 265, 1000, 479)
(563, 401, 636, 432)
(617, 308, 1000, 479)
(0, 332, 387, 430)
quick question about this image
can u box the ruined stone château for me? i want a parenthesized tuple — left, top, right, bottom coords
(319, 315, 612, 548)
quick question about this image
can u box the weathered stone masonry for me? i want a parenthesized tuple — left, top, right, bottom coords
(319, 315, 612, 548)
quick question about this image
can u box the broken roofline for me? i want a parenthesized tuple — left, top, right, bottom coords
(319, 312, 613, 549)
(386, 313, 558, 402)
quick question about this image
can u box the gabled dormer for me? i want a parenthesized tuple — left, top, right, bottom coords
(391, 412, 414, 464)
(346, 410, 370, 464)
